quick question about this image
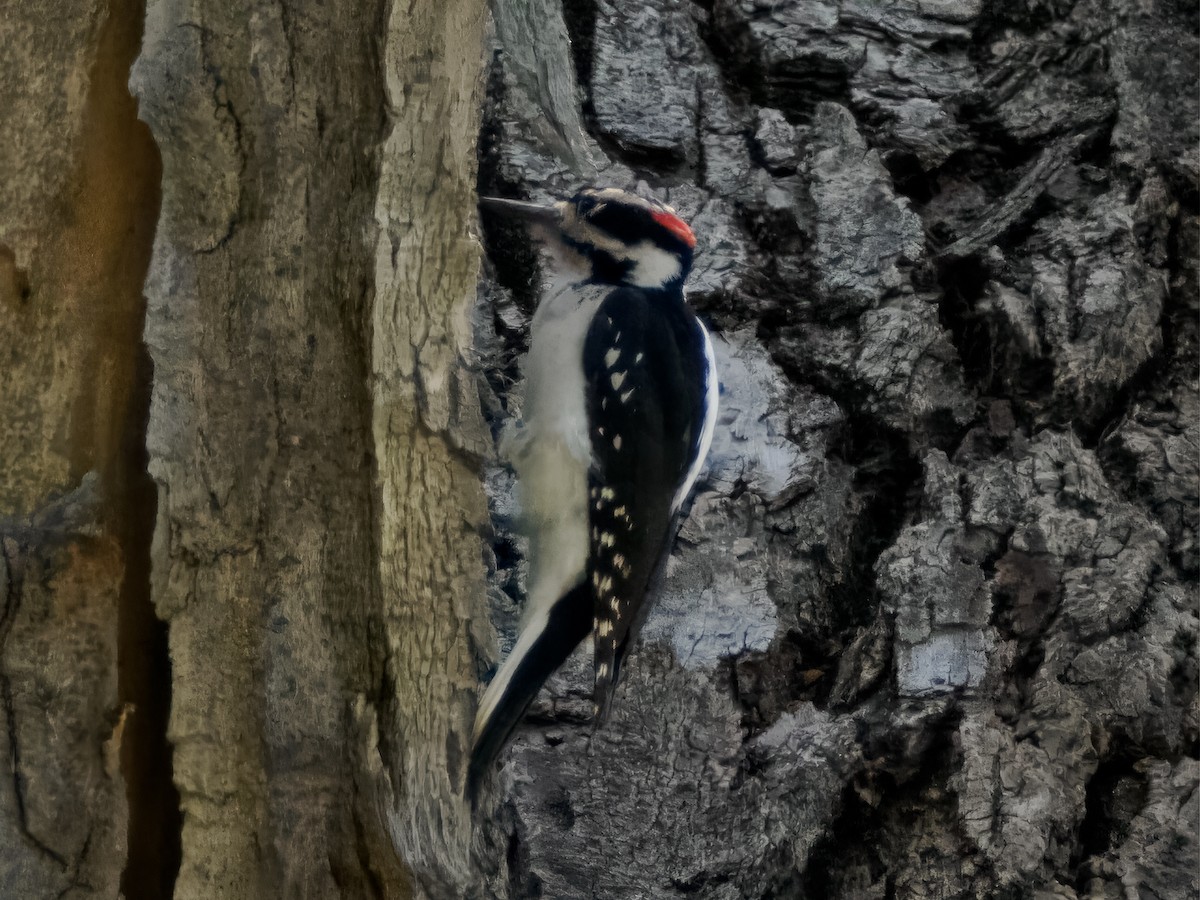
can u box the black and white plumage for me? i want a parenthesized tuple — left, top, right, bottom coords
(469, 187, 718, 798)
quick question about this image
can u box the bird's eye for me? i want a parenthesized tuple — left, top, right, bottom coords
(575, 194, 597, 214)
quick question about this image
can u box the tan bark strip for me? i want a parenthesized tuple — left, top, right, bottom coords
(369, 0, 490, 892)
(131, 0, 483, 894)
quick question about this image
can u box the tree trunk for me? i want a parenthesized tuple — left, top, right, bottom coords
(0, 0, 1195, 899)
(129, 0, 489, 896)
(474, 1, 1198, 897)
(4, 0, 491, 896)
(1, 0, 161, 894)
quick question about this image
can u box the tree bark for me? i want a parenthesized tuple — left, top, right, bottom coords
(4, 0, 490, 896)
(0, 0, 162, 894)
(129, 0, 488, 896)
(0, 0, 1195, 898)
(475, 1, 1199, 898)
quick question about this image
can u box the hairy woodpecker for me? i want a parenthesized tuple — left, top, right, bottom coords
(470, 186, 718, 798)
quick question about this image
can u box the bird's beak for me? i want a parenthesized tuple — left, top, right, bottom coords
(478, 196, 562, 228)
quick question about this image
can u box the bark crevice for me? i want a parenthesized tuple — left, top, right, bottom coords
(73, 0, 181, 895)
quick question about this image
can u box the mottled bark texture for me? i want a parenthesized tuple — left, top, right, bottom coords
(7, 0, 491, 898)
(130, 0, 488, 897)
(475, 0, 1199, 897)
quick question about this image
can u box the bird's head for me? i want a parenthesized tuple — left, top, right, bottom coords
(481, 186, 696, 290)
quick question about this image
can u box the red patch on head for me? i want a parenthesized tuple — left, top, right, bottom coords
(650, 209, 696, 249)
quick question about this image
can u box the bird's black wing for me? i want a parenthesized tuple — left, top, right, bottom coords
(582, 286, 710, 722)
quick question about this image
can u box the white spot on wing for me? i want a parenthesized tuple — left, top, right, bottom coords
(605, 348, 621, 368)
(610, 371, 626, 390)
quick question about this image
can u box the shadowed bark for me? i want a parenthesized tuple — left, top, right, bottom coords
(475, 1, 1198, 898)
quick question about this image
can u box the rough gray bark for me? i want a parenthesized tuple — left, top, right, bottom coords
(474, 0, 1199, 897)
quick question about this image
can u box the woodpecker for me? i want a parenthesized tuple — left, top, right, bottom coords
(469, 186, 718, 799)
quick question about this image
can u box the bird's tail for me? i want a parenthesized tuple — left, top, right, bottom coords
(468, 583, 591, 806)
(590, 633, 626, 728)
